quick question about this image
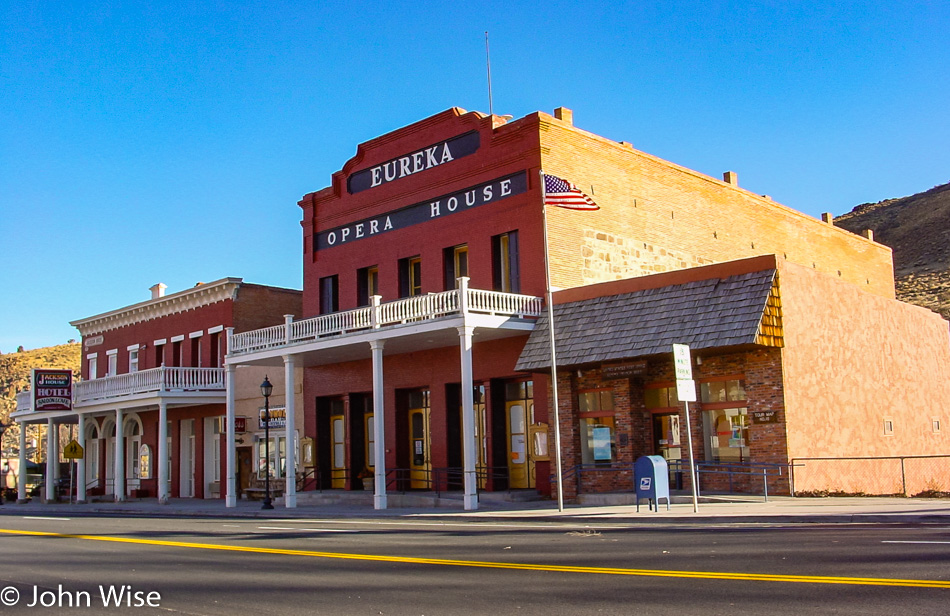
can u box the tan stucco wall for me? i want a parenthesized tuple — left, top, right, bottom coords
(779, 259, 950, 493)
(232, 365, 305, 443)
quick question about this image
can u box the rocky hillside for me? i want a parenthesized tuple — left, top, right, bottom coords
(835, 182, 950, 320)
(0, 343, 81, 451)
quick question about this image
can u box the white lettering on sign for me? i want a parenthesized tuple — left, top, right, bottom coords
(370, 142, 455, 188)
(326, 216, 393, 246)
(316, 172, 528, 251)
(672, 344, 693, 380)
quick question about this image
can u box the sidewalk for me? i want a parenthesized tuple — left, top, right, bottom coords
(2, 493, 949, 525)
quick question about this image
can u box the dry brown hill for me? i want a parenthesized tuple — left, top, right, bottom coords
(0, 343, 81, 452)
(835, 182, 950, 320)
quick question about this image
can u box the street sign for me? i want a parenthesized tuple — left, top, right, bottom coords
(676, 378, 697, 402)
(672, 344, 692, 380)
(63, 440, 84, 459)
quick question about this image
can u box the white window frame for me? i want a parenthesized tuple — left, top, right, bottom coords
(106, 349, 118, 377)
(127, 344, 140, 373)
(87, 354, 98, 380)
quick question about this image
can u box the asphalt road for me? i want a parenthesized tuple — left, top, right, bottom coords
(0, 515, 947, 615)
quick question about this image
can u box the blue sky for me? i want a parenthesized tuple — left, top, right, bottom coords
(2, 1, 948, 353)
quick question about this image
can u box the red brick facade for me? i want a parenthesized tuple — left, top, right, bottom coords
(290, 107, 947, 501)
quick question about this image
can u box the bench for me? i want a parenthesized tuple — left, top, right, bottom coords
(244, 479, 283, 500)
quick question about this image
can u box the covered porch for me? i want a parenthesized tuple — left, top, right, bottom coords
(225, 278, 543, 511)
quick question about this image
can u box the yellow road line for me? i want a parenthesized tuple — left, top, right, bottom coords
(1, 528, 947, 589)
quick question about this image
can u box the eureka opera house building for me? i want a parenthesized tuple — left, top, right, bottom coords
(14, 107, 950, 509)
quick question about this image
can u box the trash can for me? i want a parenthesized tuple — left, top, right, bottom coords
(635, 455, 671, 512)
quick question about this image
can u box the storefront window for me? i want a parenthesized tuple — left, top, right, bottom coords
(702, 408, 750, 462)
(578, 389, 616, 465)
(580, 416, 616, 464)
(257, 436, 287, 479)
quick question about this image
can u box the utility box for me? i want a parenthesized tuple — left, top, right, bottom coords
(635, 455, 671, 512)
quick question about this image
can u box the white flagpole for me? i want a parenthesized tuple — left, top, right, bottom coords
(540, 170, 566, 512)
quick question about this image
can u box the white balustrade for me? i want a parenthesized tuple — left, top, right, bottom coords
(228, 286, 543, 356)
(15, 390, 31, 411)
(71, 366, 225, 405)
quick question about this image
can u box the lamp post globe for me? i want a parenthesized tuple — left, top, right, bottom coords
(260, 376, 274, 510)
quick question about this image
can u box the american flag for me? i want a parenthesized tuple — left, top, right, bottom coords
(542, 173, 599, 210)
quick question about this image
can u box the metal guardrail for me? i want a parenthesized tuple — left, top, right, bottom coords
(790, 454, 950, 496)
(563, 460, 789, 502)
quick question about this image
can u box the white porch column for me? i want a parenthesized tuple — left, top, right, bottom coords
(458, 324, 478, 511)
(114, 409, 125, 502)
(45, 419, 56, 502)
(158, 400, 169, 504)
(76, 415, 87, 504)
(17, 423, 27, 502)
(283, 352, 297, 508)
(225, 351, 236, 507)
(370, 339, 387, 510)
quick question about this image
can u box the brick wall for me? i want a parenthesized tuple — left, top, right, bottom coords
(536, 112, 895, 299)
(547, 346, 789, 501)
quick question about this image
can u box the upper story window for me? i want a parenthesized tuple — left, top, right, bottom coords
(320, 275, 339, 314)
(154, 341, 165, 367)
(128, 348, 139, 373)
(171, 337, 184, 367)
(106, 350, 118, 377)
(357, 265, 379, 306)
(443, 245, 469, 290)
(209, 332, 222, 368)
(87, 354, 98, 380)
(399, 256, 422, 298)
(492, 231, 520, 293)
(190, 334, 202, 367)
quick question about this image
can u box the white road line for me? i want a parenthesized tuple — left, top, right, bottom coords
(23, 516, 70, 521)
(258, 526, 357, 533)
(882, 540, 950, 545)
(262, 519, 627, 530)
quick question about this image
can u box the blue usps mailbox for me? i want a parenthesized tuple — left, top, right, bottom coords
(635, 455, 670, 512)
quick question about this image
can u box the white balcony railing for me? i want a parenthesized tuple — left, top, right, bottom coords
(15, 390, 31, 412)
(73, 366, 225, 405)
(229, 283, 544, 356)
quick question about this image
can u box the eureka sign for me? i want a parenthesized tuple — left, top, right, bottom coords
(347, 131, 480, 194)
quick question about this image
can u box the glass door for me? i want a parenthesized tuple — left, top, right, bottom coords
(506, 381, 534, 489)
(408, 390, 430, 489)
(330, 414, 345, 489)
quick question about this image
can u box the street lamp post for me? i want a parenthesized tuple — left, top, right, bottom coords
(0, 420, 9, 505)
(260, 376, 274, 510)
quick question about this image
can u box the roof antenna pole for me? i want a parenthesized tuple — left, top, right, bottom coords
(485, 31, 494, 116)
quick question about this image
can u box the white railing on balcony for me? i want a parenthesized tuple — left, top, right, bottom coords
(73, 366, 225, 405)
(228, 282, 544, 356)
(15, 390, 32, 412)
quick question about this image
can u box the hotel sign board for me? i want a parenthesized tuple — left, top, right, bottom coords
(32, 369, 73, 412)
(347, 131, 480, 194)
(259, 406, 286, 430)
